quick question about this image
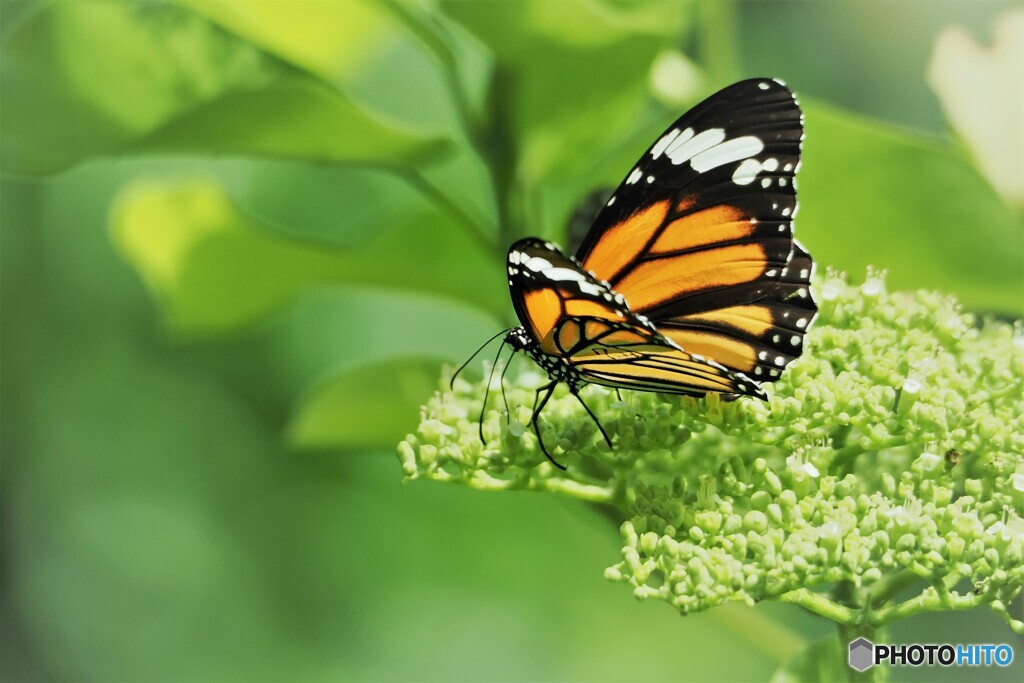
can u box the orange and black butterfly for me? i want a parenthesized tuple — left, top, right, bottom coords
(458, 78, 817, 468)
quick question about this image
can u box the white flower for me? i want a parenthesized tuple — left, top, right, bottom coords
(927, 9, 1024, 208)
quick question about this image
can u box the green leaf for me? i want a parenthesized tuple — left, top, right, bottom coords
(441, 0, 694, 239)
(110, 177, 505, 336)
(181, 0, 465, 135)
(206, 287, 500, 415)
(770, 637, 849, 683)
(181, 0, 501, 242)
(216, 160, 436, 250)
(799, 101, 1023, 315)
(0, 1, 444, 173)
(128, 78, 448, 165)
(286, 357, 443, 450)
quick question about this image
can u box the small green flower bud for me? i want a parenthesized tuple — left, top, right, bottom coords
(744, 511, 769, 534)
(750, 490, 771, 510)
(640, 532, 659, 554)
(881, 473, 897, 498)
(896, 378, 921, 415)
(897, 534, 917, 551)
(912, 451, 944, 477)
(863, 567, 882, 584)
(695, 510, 723, 535)
(763, 470, 783, 495)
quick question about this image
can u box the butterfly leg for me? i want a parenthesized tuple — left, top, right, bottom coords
(530, 381, 566, 470)
(499, 354, 515, 425)
(478, 338, 509, 447)
(571, 390, 613, 449)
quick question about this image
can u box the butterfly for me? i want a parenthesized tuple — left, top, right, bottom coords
(456, 78, 817, 469)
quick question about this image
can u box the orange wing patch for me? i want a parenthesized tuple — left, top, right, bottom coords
(651, 205, 753, 255)
(681, 304, 774, 336)
(524, 288, 563, 343)
(565, 299, 624, 320)
(556, 319, 582, 353)
(613, 243, 766, 310)
(581, 200, 670, 282)
(601, 329, 658, 346)
(662, 329, 757, 372)
(584, 319, 610, 340)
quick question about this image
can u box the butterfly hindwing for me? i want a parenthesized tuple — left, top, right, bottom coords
(507, 239, 765, 398)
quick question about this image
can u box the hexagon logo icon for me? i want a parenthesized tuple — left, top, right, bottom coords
(849, 637, 875, 672)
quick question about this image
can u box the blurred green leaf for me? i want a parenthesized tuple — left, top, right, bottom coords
(799, 101, 1023, 315)
(216, 160, 435, 249)
(770, 637, 847, 683)
(110, 177, 505, 336)
(286, 357, 442, 450)
(0, 1, 444, 173)
(182, 0, 501, 236)
(203, 286, 500, 422)
(442, 0, 693, 239)
(180, 0, 460, 131)
(127, 79, 448, 165)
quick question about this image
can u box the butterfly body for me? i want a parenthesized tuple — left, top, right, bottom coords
(463, 78, 818, 467)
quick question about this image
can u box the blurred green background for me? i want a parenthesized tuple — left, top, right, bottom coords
(2, 1, 1022, 681)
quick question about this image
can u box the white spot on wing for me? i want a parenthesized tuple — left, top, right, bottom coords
(689, 136, 765, 173)
(650, 128, 682, 160)
(626, 167, 642, 184)
(763, 158, 780, 172)
(758, 82, 770, 90)
(524, 256, 553, 272)
(666, 128, 725, 165)
(732, 158, 763, 185)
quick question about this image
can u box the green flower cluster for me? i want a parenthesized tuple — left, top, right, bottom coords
(398, 270, 1024, 632)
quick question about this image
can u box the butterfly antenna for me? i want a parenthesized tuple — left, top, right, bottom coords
(451, 328, 511, 390)
(530, 381, 566, 470)
(477, 336, 509, 447)
(571, 390, 613, 449)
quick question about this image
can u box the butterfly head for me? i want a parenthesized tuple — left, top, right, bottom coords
(504, 326, 533, 352)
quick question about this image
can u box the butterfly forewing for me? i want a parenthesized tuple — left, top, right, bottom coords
(573, 78, 815, 383)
